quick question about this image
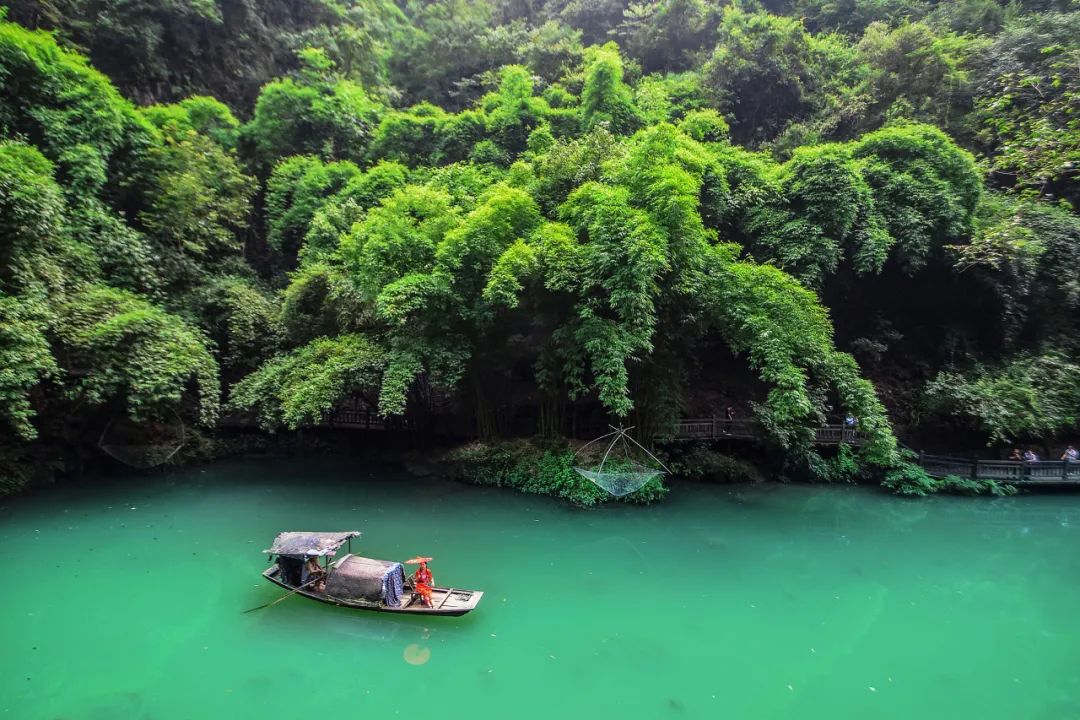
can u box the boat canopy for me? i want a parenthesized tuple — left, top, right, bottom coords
(263, 531, 360, 558)
(325, 555, 406, 607)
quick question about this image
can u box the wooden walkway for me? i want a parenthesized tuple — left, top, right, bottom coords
(664, 418, 1080, 486)
(917, 453, 1080, 486)
(663, 418, 866, 446)
(221, 408, 1079, 486)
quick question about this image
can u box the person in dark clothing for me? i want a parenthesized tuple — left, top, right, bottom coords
(277, 555, 304, 586)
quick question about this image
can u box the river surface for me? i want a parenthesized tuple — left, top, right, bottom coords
(2, 457, 1079, 719)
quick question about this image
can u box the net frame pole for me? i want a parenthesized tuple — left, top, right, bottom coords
(620, 432, 671, 474)
(597, 428, 626, 476)
(573, 428, 622, 460)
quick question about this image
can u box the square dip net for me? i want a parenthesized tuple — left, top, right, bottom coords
(573, 426, 669, 497)
(98, 412, 186, 468)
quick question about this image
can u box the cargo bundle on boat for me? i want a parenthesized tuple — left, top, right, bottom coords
(261, 531, 482, 616)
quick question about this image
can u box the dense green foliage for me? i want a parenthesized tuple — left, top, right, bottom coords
(443, 439, 667, 506)
(56, 285, 221, 425)
(663, 444, 765, 484)
(0, 19, 250, 490)
(927, 351, 1080, 442)
(2, 0, 1079, 498)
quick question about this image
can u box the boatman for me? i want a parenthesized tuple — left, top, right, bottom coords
(303, 553, 327, 593)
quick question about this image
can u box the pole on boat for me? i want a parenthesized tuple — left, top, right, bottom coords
(242, 578, 319, 614)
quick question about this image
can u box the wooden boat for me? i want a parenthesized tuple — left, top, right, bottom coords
(260, 531, 483, 616)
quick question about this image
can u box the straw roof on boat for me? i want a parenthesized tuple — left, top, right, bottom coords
(263, 531, 360, 557)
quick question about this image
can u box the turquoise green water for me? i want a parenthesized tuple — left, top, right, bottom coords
(3, 458, 1080, 719)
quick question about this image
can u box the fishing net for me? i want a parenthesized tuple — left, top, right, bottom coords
(574, 426, 669, 497)
(98, 413, 186, 468)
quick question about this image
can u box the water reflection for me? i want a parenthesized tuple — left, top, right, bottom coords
(317, 612, 404, 643)
(404, 643, 431, 665)
(308, 606, 444, 666)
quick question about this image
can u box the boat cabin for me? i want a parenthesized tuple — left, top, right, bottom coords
(264, 530, 361, 588)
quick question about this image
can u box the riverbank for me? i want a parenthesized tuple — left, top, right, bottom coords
(1, 427, 1028, 503)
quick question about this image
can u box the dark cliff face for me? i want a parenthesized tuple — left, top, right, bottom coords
(3, 0, 339, 110)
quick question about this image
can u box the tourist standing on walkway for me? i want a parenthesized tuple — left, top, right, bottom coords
(1062, 445, 1078, 461)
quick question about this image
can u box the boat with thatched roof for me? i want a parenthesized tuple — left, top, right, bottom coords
(260, 531, 483, 616)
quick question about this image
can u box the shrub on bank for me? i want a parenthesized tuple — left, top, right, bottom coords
(784, 445, 1017, 497)
(937, 474, 1017, 497)
(780, 444, 868, 484)
(664, 444, 764, 483)
(169, 428, 331, 464)
(442, 439, 668, 507)
(806, 444, 862, 484)
(881, 461, 938, 496)
(882, 462, 1017, 497)
(0, 441, 58, 496)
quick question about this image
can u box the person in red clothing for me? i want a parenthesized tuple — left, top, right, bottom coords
(415, 562, 433, 607)
(407, 557, 434, 607)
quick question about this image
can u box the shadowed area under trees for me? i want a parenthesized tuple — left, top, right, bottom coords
(1, 0, 1078, 498)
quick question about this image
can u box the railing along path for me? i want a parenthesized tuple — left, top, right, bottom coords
(220, 409, 1080, 486)
(669, 417, 1080, 485)
(662, 418, 866, 446)
(917, 453, 1080, 485)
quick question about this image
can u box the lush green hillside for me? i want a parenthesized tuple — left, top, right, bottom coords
(1, 0, 1077, 495)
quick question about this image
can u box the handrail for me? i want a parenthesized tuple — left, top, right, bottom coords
(919, 453, 982, 463)
(662, 418, 869, 446)
(219, 407, 1080, 485)
(917, 452, 1080, 484)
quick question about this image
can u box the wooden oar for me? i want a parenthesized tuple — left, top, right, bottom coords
(243, 577, 320, 614)
(435, 588, 455, 610)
